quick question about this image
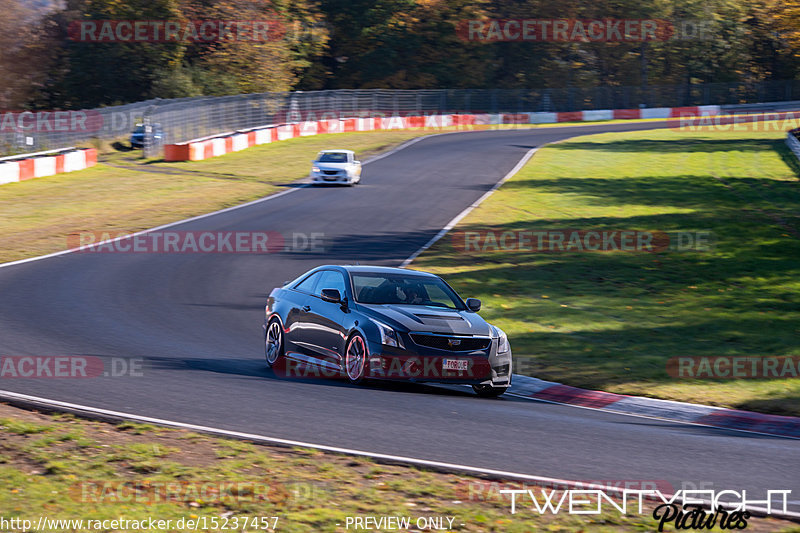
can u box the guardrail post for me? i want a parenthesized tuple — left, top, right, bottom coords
(142, 104, 158, 159)
(786, 130, 800, 164)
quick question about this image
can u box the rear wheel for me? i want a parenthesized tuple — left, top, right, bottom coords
(472, 384, 507, 398)
(344, 334, 368, 384)
(265, 319, 284, 367)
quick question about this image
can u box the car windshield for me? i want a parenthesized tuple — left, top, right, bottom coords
(351, 272, 465, 310)
(318, 152, 348, 163)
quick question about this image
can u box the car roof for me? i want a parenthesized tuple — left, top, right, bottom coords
(317, 265, 437, 277)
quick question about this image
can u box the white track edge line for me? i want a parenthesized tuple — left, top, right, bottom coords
(0, 130, 465, 271)
(0, 123, 648, 271)
(0, 389, 629, 484)
(400, 146, 540, 267)
(0, 389, 797, 520)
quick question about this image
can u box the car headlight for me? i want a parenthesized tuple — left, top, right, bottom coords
(373, 319, 404, 349)
(494, 327, 510, 353)
(312, 166, 320, 172)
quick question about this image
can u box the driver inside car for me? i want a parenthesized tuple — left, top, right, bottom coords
(397, 284, 425, 305)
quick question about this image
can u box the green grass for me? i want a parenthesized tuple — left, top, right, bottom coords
(413, 123, 800, 416)
(0, 418, 52, 435)
(1, 403, 797, 532)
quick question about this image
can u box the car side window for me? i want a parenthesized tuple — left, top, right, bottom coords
(315, 270, 346, 298)
(421, 282, 454, 308)
(293, 272, 322, 294)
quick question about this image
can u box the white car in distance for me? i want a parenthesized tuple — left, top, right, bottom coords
(310, 150, 362, 186)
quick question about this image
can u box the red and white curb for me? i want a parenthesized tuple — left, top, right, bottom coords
(164, 106, 722, 162)
(508, 374, 800, 439)
(0, 148, 97, 186)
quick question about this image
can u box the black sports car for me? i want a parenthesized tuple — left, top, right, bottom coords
(263, 265, 512, 397)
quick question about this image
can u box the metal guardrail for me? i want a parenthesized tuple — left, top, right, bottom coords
(786, 129, 800, 163)
(721, 100, 800, 114)
(0, 147, 77, 163)
(4, 80, 800, 157)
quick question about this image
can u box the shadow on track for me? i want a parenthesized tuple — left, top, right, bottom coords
(130, 355, 482, 399)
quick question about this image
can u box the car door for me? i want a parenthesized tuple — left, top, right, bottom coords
(282, 271, 322, 358)
(304, 269, 349, 367)
(350, 152, 361, 176)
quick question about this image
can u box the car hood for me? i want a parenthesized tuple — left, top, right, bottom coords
(315, 162, 350, 169)
(357, 303, 493, 336)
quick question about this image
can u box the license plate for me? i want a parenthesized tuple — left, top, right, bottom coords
(442, 359, 469, 371)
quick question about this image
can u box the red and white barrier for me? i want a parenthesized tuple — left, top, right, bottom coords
(163, 105, 724, 162)
(0, 148, 97, 186)
(0, 162, 20, 185)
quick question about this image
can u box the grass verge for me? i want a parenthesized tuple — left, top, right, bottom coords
(412, 122, 800, 416)
(0, 403, 797, 532)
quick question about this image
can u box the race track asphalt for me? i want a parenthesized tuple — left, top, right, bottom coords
(0, 123, 797, 504)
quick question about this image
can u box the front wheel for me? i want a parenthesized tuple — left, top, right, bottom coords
(344, 334, 368, 384)
(265, 319, 284, 367)
(472, 384, 507, 398)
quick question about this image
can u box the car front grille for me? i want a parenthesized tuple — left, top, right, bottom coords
(410, 334, 491, 351)
(322, 170, 339, 175)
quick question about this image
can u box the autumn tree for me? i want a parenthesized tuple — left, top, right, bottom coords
(0, 0, 53, 109)
(176, 0, 328, 96)
(317, 0, 492, 88)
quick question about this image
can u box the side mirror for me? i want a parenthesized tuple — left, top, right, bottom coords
(466, 298, 481, 312)
(354, 160, 361, 165)
(320, 288, 342, 303)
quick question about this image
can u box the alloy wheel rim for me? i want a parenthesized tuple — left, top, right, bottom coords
(266, 322, 281, 363)
(346, 336, 366, 381)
